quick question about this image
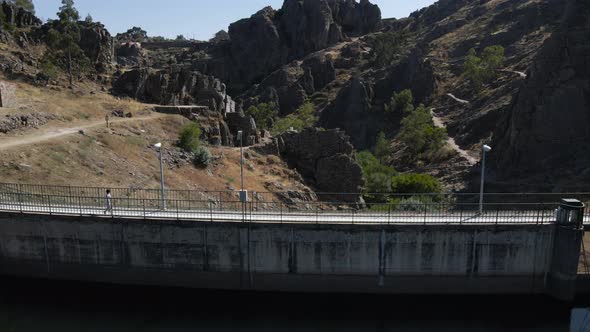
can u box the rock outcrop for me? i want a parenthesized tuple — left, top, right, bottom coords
(1, 2, 41, 28)
(194, 0, 381, 93)
(78, 22, 114, 73)
(491, 0, 590, 187)
(319, 78, 381, 149)
(113, 67, 236, 114)
(278, 128, 364, 203)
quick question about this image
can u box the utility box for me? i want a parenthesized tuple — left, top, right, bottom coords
(239, 190, 248, 203)
(555, 198, 585, 226)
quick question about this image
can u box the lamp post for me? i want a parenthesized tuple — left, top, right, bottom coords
(479, 144, 492, 215)
(237, 131, 245, 196)
(154, 143, 166, 210)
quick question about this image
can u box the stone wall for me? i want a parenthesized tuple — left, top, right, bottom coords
(0, 213, 571, 296)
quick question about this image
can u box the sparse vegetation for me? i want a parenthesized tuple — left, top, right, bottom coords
(463, 45, 505, 90)
(178, 122, 202, 152)
(245, 102, 278, 131)
(271, 102, 316, 136)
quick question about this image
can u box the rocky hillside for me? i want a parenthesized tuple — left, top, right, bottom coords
(0, 0, 588, 196)
(107, 0, 590, 192)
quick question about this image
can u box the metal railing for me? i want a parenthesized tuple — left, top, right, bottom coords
(0, 182, 578, 225)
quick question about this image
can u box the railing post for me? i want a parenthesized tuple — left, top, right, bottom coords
(496, 208, 500, 225)
(142, 199, 146, 219)
(460, 206, 463, 225)
(316, 204, 319, 225)
(423, 203, 427, 226)
(47, 193, 52, 215)
(388, 204, 391, 225)
(78, 195, 82, 216)
(280, 203, 283, 224)
(210, 202, 213, 222)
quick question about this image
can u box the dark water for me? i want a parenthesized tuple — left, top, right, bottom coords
(0, 277, 589, 331)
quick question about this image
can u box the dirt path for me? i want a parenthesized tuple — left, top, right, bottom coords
(0, 113, 166, 151)
(430, 110, 478, 165)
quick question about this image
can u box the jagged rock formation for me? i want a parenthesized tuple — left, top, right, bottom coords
(241, 52, 336, 115)
(491, 0, 590, 188)
(1, 2, 41, 28)
(113, 67, 236, 114)
(278, 128, 364, 203)
(78, 22, 114, 73)
(113, 67, 259, 147)
(193, 0, 381, 93)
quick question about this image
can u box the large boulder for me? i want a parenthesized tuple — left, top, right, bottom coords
(491, 0, 590, 187)
(278, 128, 364, 203)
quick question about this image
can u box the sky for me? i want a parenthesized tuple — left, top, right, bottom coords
(35, 0, 437, 40)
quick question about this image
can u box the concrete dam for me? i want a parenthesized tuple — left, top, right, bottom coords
(0, 204, 584, 301)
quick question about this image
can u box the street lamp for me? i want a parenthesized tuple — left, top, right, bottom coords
(154, 142, 166, 210)
(479, 144, 492, 214)
(237, 130, 246, 203)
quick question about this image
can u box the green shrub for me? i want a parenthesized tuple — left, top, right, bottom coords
(178, 122, 202, 152)
(40, 59, 60, 80)
(271, 102, 316, 136)
(397, 105, 447, 158)
(246, 102, 278, 130)
(373, 132, 390, 162)
(193, 146, 211, 168)
(463, 45, 505, 90)
(356, 151, 397, 203)
(391, 173, 442, 195)
(385, 89, 414, 114)
(391, 196, 436, 212)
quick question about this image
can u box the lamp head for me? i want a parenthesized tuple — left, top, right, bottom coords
(237, 130, 243, 141)
(154, 143, 162, 149)
(483, 145, 492, 153)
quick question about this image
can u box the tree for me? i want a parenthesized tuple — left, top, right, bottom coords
(53, 0, 83, 87)
(271, 102, 316, 136)
(463, 45, 505, 90)
(176, 34, 186, 40)
(245, 103, 278, 131)
(85, 13, 93, 23)
(397, 105, 447, 158)
(386, 89, 414, 114)
(374, 132, 389, 162)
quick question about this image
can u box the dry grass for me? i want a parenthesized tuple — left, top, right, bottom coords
(0, 66, 310, 199)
